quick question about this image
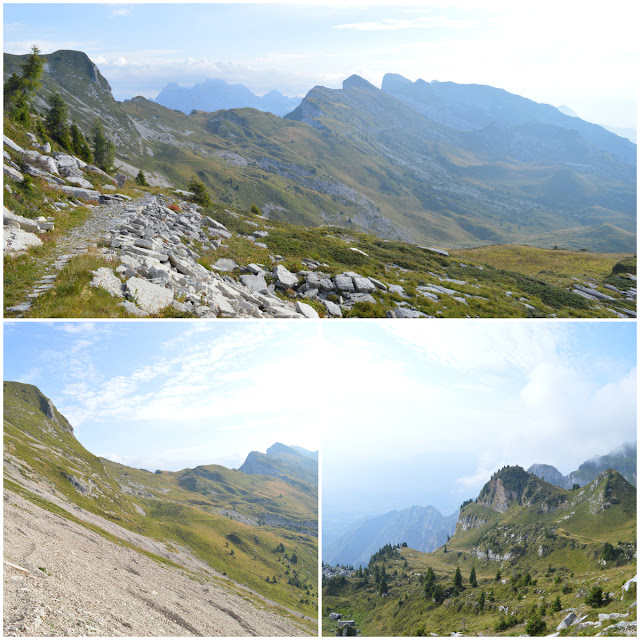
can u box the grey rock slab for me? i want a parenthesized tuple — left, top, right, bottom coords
(387, 284, 406, 296)
(212, 258, 238, 272)
(3, 135, 24, 153)
(557, 612, 577, 630)
(125, 277, 174, 314)
(347, 293, 376, 304)
(4, 208, 42, 234)
(239, 273, 269, 294)
(574, 284, 616, 301)
(35, 155, 60, 176)
(65, 176, 94, 189)
(59, 185, 101, 200)
(273, 264, 299, 289)
(90, 268, 125, 298)
(117, 300, 149, 317)
(334, 274, 355, 292)
(393, 307, 425, 318)
(572, 288, 598, 301)
(352, 276, 376, 293)
(7, 301, 32, 313)
(3, 164, 24, 182)
(368, 277, 388, 291)
(4, 228, 44, 254)
(246, 263, 264, 275)
(295, 300, 319, 318)
(417, 288, 439, 302)
(323, 299, 343, 317)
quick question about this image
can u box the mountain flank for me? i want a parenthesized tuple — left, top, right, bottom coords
(4, 48, 637, 319)
(3, 381, 318, 636)
(323, 465, 636, 636)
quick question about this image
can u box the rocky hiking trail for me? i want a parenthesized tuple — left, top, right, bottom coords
(5, 194, 157, 316)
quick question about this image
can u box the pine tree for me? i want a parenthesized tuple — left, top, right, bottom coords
(479, 590, 486, 611)
(423, 567, 436, 598)
(469, 566, 478, 587)
(453, 567, 463, 594)
(91, 121, 115, 173)
(495, 569, 502, 582)
(378, 576, 388, 595)
(136, 170, 148, 186)
(551, 595, 562, 612)
(45, 93, 72, 150)
(4, 45, 45, 125)
(187, 177, 213, 207)
(70, 122, 92, 162)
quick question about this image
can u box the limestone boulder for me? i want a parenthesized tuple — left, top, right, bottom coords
(273, 264, 298, 289)
(125, 277, 173, 314)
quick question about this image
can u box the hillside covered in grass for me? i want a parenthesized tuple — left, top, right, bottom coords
(323, 466, 636, 636)
(4, 49, 636, 252)
(3, 381, 318, 635)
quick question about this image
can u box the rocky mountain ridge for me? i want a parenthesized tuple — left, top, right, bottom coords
(155, 78, 301, 117)
(4, 49, 636, 252)
(527, 442, 637, 489)
(324, 505, 458, 569)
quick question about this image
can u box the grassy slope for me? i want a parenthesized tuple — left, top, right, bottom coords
(323, 472, 636, 636)
(3, 382, 318, 625)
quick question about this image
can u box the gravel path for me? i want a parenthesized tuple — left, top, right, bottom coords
(6, 194, 156, 316)
(3, 490, 310, 637)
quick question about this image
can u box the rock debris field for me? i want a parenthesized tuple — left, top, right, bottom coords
(3, 490, 308, 637)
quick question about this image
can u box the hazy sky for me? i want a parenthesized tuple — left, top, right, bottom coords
(3, 1, 637, 128)
(319, 321, 636, 520)
(5, 320, 636, 519)
(4, 321, 322, 471)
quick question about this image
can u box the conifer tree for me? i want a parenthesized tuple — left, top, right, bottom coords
(91, 121, 115, 173)
(136, 169, 148, 186)
(469, 566, 478, 587)
(45, 93, 72, 150)
(70, 122, 92, 162)
(453, 567, 463, 594)
(4, 45, 45, 125)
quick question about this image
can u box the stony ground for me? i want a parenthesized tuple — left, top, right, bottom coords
(3, 490, 310, 637)
(5, 194, 155, 315)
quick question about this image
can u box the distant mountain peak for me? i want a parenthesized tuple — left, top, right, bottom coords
(342, 74, 377, 91)
(154, 78, 302, 117)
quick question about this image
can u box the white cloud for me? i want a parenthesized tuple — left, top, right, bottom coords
(334, 16, 484, 31)
(109, 6, 133, 19)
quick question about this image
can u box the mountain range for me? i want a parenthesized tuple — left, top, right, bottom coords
(323, 443, 635, 570)
(3, 381, 318, 636)
(528, 442, 637, 490)
(323, 505, 458, 569)
(4, 49, 635, 252)
(155, 79, 301, 117)
(323, 464, 637, 636)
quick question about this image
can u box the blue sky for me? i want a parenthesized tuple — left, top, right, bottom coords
(3, 1, 637, 129)
(4, 320, 636, 520)
(3, 321, 323, 470)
